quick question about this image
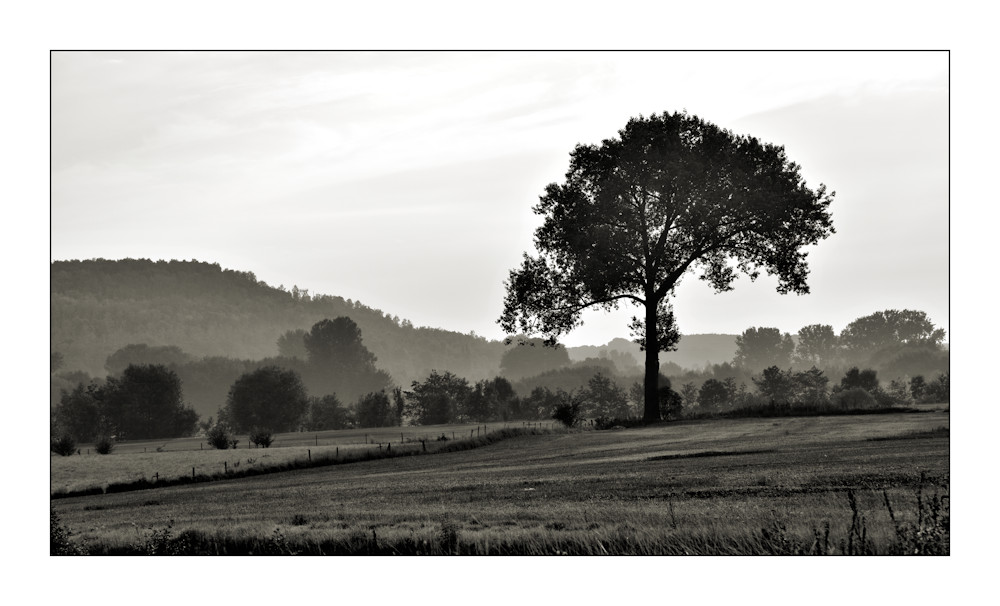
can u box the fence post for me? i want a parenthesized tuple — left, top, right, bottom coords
(224, 461, 227, 473)
(192, 467, 195, 479)
(308, 449, 311, 462)
(387, 442, 391, 453)
(200, 442, 203, 450)
(336, 446, 339, 458)
(315, 435, 318, 446)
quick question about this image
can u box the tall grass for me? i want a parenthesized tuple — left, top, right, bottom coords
(57, 480, 948, 555)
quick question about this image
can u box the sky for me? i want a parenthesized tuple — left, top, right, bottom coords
(50, 50, 949, 346)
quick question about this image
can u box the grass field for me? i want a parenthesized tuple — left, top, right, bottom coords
(51, 421, 548, 495)
(50, 412, 948, 555)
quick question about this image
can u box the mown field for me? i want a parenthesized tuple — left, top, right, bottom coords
(51, 421, 548, 495)
(51, 411, 949, 555)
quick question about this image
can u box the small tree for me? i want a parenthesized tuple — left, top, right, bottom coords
(658, 381, 683, 420)
(51, 435, 76, 457)
(679, 382, 699, 409)
(840, 367, 879, 392)
(355, 391, 395, 428)
(752, 366, 796, 403)
(697, 379, 729, 410)
(552, 391, 584, 427)
(206, 424, 231, 449)
(308, 394, 350, 430)
(583, 372, 631, 418)
(94, 435, 115, 455)
(249, 428, 274, 448)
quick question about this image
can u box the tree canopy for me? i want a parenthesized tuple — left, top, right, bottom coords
(302, 317, 392, 402)
(224, 366, 309, 433)
(500, 111, 834, 422)
(840, 310, 946, 360)
(733, 327, 795, 372)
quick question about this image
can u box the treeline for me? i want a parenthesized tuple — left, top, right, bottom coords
(51, 258, 506, 385)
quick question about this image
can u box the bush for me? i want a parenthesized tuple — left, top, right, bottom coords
(552, 397, 583, 428)
(51, 435, 77, 457)
(249, 428, 274, 448)
(832, 387, 877, 410)
(51, 509, 86, 555)
(206, 424, 231, 449)
(94, 435, 115, 455)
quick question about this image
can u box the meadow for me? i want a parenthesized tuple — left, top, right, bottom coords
(51, 421, 547, 495)
(51, 410, 948, 555)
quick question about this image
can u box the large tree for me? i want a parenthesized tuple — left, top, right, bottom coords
(101, 364, 198, 440)
(733, 327, 795, 372)
(499, 111, 834, 422)
(303, 317, 392, 402)
(794, 324, 839, 368)
(224, 366, 309, 433)
(840, 309, 946, 362)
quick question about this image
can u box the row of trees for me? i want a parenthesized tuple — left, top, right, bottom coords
(733, 310, 947, 376)
(53, 364, 198, 442)
(678, 366, 949, 412)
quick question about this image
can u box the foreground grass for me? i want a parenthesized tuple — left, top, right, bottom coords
(52, 413, 949, 555)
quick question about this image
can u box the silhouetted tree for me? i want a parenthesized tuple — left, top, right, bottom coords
(500, 111, 834, 423)
(734, 327, 795, 372)
(697, 379, 730, 410)
(308, 394, 350, 430)
(752, 366, 796, 403)
(794, 324, 839, 368)
(522, 386, 565, 420)
(793, 366, 830, 404)
(840, 367, 880, 392)
(355, 391, 396, 428)
(583, 372, 631, 418)
(466, 377, 519, 421)
(54, 382, 103, 442)
(303, 317, 391, 402)
(405, 371, 471, 425)
(224, 366, 308, 433)
(840, 310, 946, 363)
(99, 364, 198, 440)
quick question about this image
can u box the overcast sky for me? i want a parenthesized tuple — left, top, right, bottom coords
(51, 51, 948, 345)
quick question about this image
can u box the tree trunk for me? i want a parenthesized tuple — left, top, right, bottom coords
(643, 299, 660, 423)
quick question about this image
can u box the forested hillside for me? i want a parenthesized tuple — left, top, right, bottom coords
(51, 259, 506, 385)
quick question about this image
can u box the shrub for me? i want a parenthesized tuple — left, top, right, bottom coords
(51, 435, 77, 457)
(832, 387, 876, 410)
(206, 424, 231, 450)
(249, 428, 274, 448)
(94, 435, 115, 455)
(51, 509, 86, 555)
(551, 394, 583, 428)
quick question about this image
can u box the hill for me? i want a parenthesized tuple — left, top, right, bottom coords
(51, 259, 506, 386)
(568, 335, 739, 371)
